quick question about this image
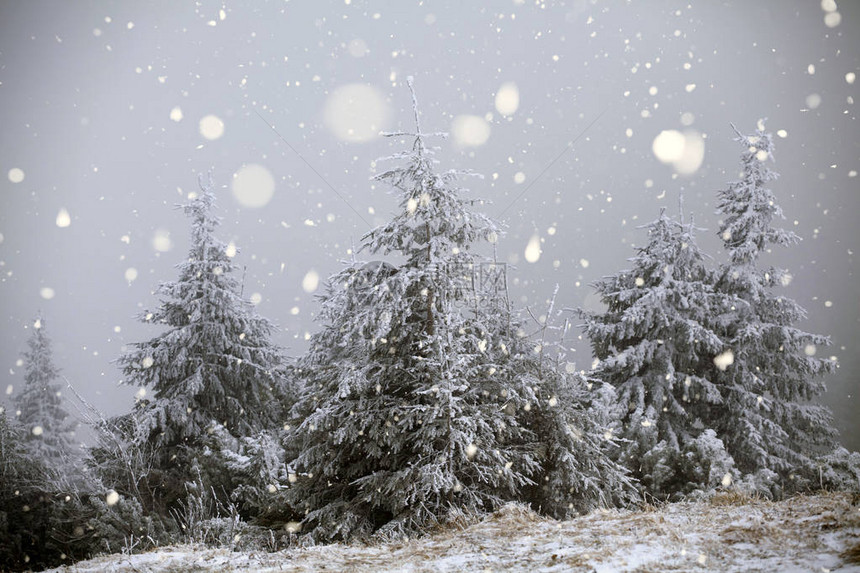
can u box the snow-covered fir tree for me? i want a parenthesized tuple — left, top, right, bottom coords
(13, 316, 76, 464)
(287, 80, 533, 540)
(286, 79, 630, 540)
(581, 208, 737, 497)
(711, 121, 837, 488)
(115, 174, 290, 508)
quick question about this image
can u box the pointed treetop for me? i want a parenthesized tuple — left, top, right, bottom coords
(380, 77, 447, 155)
(189, 170, 216, 206)
(730, 119, 774, 162)
(197, 169, 214, 195)
(717, 119, 794, 266)
(674, 191, 699, 234)
(406, 76, 421, 138)
(180, 170, 221, 241)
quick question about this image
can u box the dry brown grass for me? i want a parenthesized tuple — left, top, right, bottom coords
(45, 492, 860, 573)
(636, 492, 672, 512)
(719, 521, 782, 546)
(841, 540, 860, 564)
(485, 502, 547, 525)
(709, 489, 764, 507)
(426, 507, 479, 536)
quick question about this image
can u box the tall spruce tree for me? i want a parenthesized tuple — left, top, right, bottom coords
(115, 174, 289, 507)
(286, 79, 631, 540)
(13, 316, 76, 464)
(287, 80, 535, 540)
(581, 208, 737, 497)
(712, 121, 837, 487)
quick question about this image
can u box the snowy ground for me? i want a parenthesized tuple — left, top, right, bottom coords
(45, 492, 860, 573)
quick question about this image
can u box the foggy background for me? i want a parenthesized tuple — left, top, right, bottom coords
(1, 0, 857, 451)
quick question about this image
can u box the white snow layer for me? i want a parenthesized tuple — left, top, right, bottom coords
(44, 492, 860, 572)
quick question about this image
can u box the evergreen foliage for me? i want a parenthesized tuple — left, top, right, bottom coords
(4, 100, 854, 571)
(523, 365, 638, 516)
(13, 316, 76, 464)
(505, 289, 637, 518)
(287, 81, 529, 541)
(113, 174, 291, 510)
(1, 410, 161, 572)
(581, 208, 737, 497)
(212, 424, 292, 524)
(711, 121, 837, 486)
(87, 410, 166, 515)
(0, 410, 53, 571)
(286, 80, 631, 541)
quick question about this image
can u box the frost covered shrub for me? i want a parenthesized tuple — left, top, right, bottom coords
(212, 425, 296, 524)
(524, 371, 638, 518)
(734, 468, 781, 499)
(84, 491, 169, 556)
(176, 516, 291, 552)
(638, 430, 737, 500)
(88, 411, 177, 516)
(0, 410, 168, 571)
(739, 446, 860, 498)
(677, 430, 737, 496)
(637, 441, 679, 499)
(166, 459, 294, 551)
(44, 463, 171, 563)
(188, 517, 246, 548)
(811, 448, 860, 493)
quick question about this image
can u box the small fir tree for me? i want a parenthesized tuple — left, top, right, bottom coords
(115, 174, 290, 509)
(581, 208, 737, 497)
(13, 316, 76, 464)
(712, 121, 837, 487)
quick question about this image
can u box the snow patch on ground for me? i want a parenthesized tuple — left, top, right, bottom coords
(44, 492, 860, 572)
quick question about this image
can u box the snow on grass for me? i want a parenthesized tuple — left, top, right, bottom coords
(44, 492, 860, 572)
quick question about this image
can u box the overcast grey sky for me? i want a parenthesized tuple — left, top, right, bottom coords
(1, 0, 858, 450)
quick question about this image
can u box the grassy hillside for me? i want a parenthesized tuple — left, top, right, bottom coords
(45, 491, 860, 572)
